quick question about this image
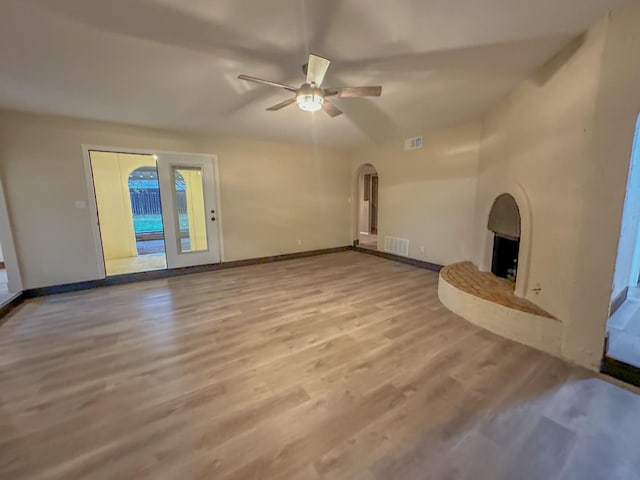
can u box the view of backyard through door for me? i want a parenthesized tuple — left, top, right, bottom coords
(89, 150, 221, 276)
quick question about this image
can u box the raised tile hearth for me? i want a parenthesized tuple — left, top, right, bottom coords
(438, 262, 563, 355)
(441, 262, 553, 318)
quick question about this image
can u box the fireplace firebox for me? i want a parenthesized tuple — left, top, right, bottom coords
(491, 234, 519, 281)
(488, 193, 521, 284)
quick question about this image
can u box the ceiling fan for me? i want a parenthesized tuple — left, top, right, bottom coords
(237, 54, 382, 117)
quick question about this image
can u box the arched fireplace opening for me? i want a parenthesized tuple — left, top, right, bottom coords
(488, 194, 521, 283)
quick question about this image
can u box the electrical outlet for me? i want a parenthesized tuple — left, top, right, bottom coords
(297, 239, 302, 246)
(420, 246, 425, 253)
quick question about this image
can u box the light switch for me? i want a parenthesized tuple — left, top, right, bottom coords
(75, 200, 87, 209)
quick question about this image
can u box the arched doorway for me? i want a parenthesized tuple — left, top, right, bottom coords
(355, 164, 379, 250)
(488, 193, 521, 284)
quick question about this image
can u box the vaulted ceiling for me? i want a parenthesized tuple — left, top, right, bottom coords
(0, 0, 630, 146)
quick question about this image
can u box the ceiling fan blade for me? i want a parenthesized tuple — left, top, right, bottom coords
(325, 86, 382, 97)
(238, 75, 297, 92)
(266, 97, 297, 111)
(306, 54, 331, 86)
(322, 101, 343, 118)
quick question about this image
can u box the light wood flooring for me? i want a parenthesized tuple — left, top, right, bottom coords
(1, 251, 640, 479)
(105, 253, 167, 276)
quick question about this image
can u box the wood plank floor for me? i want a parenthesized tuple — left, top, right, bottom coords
(1, 251, 640, 480)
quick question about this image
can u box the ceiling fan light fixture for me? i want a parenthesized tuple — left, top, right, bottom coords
(296, 84, 324, 112)
(237, 54, 381, 118)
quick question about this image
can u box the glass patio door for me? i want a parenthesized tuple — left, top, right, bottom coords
(156, 154, 221, 268)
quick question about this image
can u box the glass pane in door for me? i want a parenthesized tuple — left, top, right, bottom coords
(173, 166, 209, 253)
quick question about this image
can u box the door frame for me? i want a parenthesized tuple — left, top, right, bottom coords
(370, 174, 378, 235)
(156, 153, 221, 268)
(352, 163, 379, 245)
(81, 144, 225, 279)
(0, 173, 23, 295)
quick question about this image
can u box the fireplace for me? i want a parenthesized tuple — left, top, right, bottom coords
(488, 193, 521, 284)
(491, 234, 519, 281)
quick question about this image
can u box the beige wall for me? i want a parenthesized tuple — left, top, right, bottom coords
(472, 4, 640, 368)
(0, 111, 352, 289)
(472, 20, 607, 368)
(569, 3, 640, 365)
(351, 122, 481, 266)
(472, 20, 607, 318)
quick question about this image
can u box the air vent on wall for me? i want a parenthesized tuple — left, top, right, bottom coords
(404, 136, 423, 151)
(384, 236, 410, 257)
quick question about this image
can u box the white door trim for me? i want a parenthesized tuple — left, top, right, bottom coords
(156, 153, 221, 268)
(0, 174, 23, 294)
(81, 144, 225, 279)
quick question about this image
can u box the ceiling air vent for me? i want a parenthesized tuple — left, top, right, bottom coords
(384, 236, 410, 257)
(404, 136, 423, 151)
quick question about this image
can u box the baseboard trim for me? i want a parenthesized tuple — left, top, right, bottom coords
(22, 246, 352, 298)
(17, 244, 441, 303)
(353, 246, 443, 272)
(0, 293, 25, 324)
(601, 355, 640, 388)
(610, 286, 629, 316)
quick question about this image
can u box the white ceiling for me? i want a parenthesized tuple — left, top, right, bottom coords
(0, 0, 630, 146)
